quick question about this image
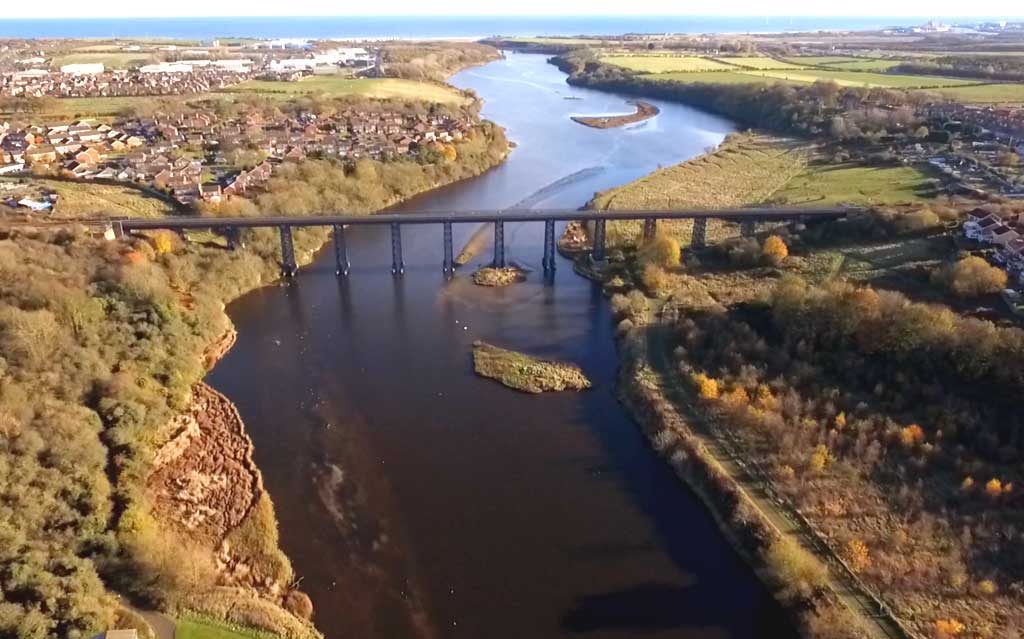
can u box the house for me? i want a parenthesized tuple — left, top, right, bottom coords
(0, 163, 24, 176)
(24, 145, 57, 164)
(968, 215, 1001, 241)
(200, 183, 222, 203)
(18, 198, 53, 212)
(75, 147, 102, 165)
(991, 224, 1021, 248)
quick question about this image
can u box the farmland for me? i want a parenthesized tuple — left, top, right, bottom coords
(601, 55, 733, 73)
(10, 178, 180, 218)
(737, 68, 978, 88)
(53, 51, 156, 69)
(717, 56, 806, 70)
(771, 162, 935, 206)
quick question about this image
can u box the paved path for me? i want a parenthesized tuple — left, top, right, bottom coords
(642, 323, 914, 639)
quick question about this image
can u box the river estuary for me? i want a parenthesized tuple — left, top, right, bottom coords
(206, 53, 797, 639)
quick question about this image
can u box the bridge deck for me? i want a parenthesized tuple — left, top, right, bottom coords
(116, 207, 855, 230)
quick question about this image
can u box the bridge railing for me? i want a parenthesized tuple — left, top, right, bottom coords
(111, 207, 856, 278)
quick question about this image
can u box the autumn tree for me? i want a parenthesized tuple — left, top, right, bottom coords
(762, 235, 789, 266)
(933, 257, 1008, 298)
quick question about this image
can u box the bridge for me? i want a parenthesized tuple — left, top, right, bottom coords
(113, 207, 855, 277)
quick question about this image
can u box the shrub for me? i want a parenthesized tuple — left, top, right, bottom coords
(900, 424, 925, 447)
(765, 537, 828, 601)
(934, 618, 965, 638)
(638, 234, 680, 268)
(985, 478, 1003, 498)
(692, 373, 719, 399)
(762, 235, 789, 266)
(933, 257, 1007, 298)
(977, 579, 998, 596)
(895, 207, 941, 232)
(151, 231, 175, 255)
(640, 263, 673, 293)
(845, 539, 871, 573)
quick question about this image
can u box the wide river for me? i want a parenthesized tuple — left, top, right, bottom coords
(207, 53, 796, 639)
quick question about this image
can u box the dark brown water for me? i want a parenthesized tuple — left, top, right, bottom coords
(207, 54, 797, 639)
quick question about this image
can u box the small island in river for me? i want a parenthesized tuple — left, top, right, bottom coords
(571, 100, 659, 129)
(472, 341, 592, 393)
(472, 266, 527, 287)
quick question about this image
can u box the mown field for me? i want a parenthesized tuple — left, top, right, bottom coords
(771, 162, 935, 206)
(175, 615, 280, 639)
(937, 83, 1024, 103)
(739, 68, 978, 88)
(601, 55, 733, 73)
(229, 76, 469, 104)
(784, 56, 903, 71)
(717, 56, 806, 70)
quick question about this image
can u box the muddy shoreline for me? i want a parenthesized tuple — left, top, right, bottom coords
(571, 100, 660, 129)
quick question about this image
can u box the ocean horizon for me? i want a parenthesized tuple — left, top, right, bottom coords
(0, 15, 1010, 40)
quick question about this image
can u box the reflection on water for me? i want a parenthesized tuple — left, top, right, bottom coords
(207, 54, 796, 639)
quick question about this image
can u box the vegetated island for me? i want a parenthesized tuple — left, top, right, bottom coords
(472, 341, 592, 393)
(472, 266, 527, 286)
(571, 100, 659, 129)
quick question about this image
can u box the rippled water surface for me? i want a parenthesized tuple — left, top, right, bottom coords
(207, 53, 796, 639)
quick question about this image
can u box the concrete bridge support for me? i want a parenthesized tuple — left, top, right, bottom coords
(279, 225, 297, 278)
(333, 224, 350, 276)
(442, 222, 454, 278)
(740, 219, 757, 238)
(642, 218, 657, 242)
(493, 221, 506, 268)
(592, 219, 606, 261)
(543, 220, 556, 274)
(390, 223, 404, 276)
(224, 226, 244, 251)
(691, 217, 707, 249)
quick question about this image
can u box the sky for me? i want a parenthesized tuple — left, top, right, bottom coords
(1, 1, 1022, 19)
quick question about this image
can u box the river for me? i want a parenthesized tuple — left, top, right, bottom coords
(206, 53, 797, 639)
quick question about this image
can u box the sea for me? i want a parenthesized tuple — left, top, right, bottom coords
(0, 15, 1005, 40)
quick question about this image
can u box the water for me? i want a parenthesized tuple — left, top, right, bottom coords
(206, 53, 795, 639)
(0, 15, 968, 39)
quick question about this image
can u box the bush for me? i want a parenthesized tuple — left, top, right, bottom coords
(638, 234, 681, 268)
(762, 235, 789, 266)
(640, 263, 673, 293)
(933, 257, 1007, 298)
(765, 537, 828, 601)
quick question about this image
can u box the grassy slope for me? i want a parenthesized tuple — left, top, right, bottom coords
(37, 180, 178, 218)
(717, 56, 807, 70)
(176, 615, 281, 639)
(772, 163, 934, 206)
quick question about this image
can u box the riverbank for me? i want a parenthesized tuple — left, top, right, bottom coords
(571, 100, 659, 129)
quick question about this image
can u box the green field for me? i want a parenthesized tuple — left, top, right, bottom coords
(738, 68, 978, 88)
(937, 83, 1024, 103)
(784, 56, 902, 70)
(653, 70, 785, 85)
(175, 616, 281, 639)
(772, 163, 934, 206)
(53, 51, 155, 69)
(601, 55, 733, 73)
(230, 76, 468, 104)
(717, 56, 807, 70)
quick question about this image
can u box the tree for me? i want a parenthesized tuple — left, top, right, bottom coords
(933, 257, 1007, 298)
(762, 235, 788, 266)
(845, 539, 871, 573)
(914, 125, 930, 139)
(639, 235, 681, 268)
(151, 232, 174, 255)
(693, 373, 719, 399)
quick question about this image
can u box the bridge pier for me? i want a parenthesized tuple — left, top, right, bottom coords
(492, 221, 505, 268)
(279, 225, 297, 278)
(543, 220, 556, 274)
(740, 219, 757, 238)
(390, 222, 404, 276)
(691, 217, 707, 248)
(592, 219, 606, 261)
(333, 224, 350, 276)
(225, 226, 244, 251)
(442, 222, 454, 277)
(642, 218, 657, 242)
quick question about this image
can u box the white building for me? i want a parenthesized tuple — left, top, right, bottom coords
(139, 63, 193, 74)
(60, 63, 105, 75)
(270, 58, 316, 71)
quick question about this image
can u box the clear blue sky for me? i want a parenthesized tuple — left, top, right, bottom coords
(4, 2, 1022, 19)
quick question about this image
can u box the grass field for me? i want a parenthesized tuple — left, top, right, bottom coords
(937, 83, 1024, 103)
(738, 68, 978, 88)
(717, 56, 807, 70)
(0, 95, 196, 119)
(229, 76, 468, 104)
(53, 51, 154, 69)
(22, 179, 179, 218)
(772, 162, 935, 206)
(653, 70, 786, 85)
(601, 55, 733, 73)
(782, 56, 903, 71)
(175, 616, 281, 639)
